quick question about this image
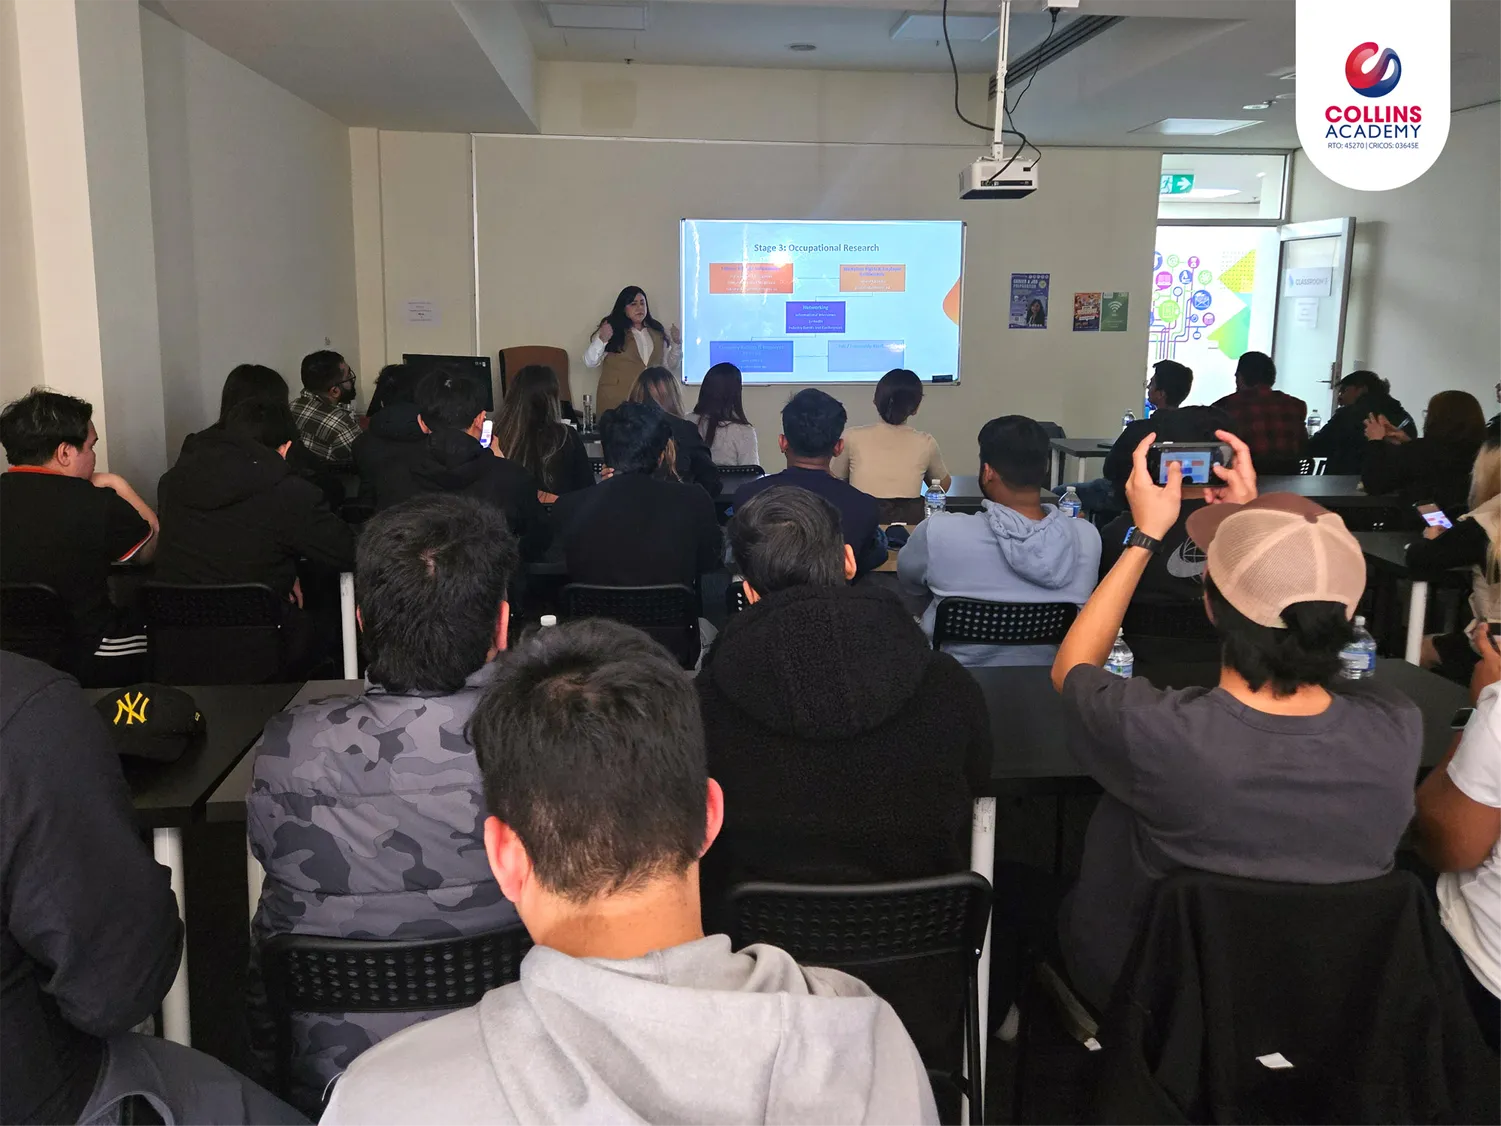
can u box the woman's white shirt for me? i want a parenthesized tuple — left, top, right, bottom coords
(687, 415, 760, 467)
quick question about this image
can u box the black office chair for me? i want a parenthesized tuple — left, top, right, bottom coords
(261, 926, 534, 1105)
(1121, 600, 1218, 641)
(1037, 422, 1066, 439)
(714, 464, 765, 478)
(559, 583, 700, 669)
(0, 582, 73, 672)
(141, 582, 284, 684)
(1296, 456, 1328, 476)
(878, 497, 927, 526)
(931, 598, 1077, 653)
(725, 579, 750, 615)
(727, 874, 992, 1125)
(589, 456, 606, 476)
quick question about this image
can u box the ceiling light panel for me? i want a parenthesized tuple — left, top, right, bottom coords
(1132, 118, 1263, 137)
(891, 12, 998, 42)
(544, 3, 648, 31)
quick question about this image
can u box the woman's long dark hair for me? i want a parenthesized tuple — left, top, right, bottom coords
(495, 365, 570, 488)
(597, 286, 666, 354)
(218, 364, 287, 421)
(691, 363, 749, 447)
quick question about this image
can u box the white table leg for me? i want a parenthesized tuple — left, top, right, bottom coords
(339, 571, 358, 679)
(968, 796, 997, 1107)
(247, 839, 265, 929)
(152, 827, 191, 1046)
(1405, 579, 1429, 666)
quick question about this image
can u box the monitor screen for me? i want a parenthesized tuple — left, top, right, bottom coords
(402, 354, 494, 413)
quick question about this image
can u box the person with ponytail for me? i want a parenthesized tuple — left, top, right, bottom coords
(494, 365, 594, 502)
(832, 368, 949, 498)
(582, 286, 681, 414)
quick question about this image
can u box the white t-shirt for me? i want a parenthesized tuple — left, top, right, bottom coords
(1437, 682, 1501, 998)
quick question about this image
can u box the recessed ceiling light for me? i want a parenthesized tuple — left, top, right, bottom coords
(1182, 188, 1241, 200)
(1132, 118, 1262, 137)
(1243, 102, 1272, 110)
(788, 42, 818, 52)
(1256, 172, 1267, 177)
(1273, 91, 1295, 101)
(1278, 70, 1296, 80)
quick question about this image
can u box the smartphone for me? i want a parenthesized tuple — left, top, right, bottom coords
(478, 419, 494, 448)
(1150, 441, 1232, 486)
(1417, 503, 1452, 529)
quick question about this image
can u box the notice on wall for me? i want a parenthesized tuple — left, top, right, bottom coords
(1008, 273, 1050, 329)
(1293, 297, 1319, 328)
(404, 299, 440, 325)
(1100, 291, 1130, 332)
(1072, 292, 1101, 332)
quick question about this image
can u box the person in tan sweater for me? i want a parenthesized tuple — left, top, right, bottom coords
(832, 369, 949, 499)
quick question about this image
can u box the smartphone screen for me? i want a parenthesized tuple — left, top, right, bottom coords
(479, 419, 494, 448)
(1417, 504, 1452, 529)
(1161, 450, 1213, 485)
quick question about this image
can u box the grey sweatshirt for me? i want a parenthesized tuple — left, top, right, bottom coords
(320, 935, 937, 1125)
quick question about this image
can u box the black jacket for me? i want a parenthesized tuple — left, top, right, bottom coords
(519, 426, 595, 497)
(1308, 392, 1418, 474)
(1094, 870, 1499, 1124)
(551, 471, 721, 587)
(156, 428, 355, 595)
(352, 402, 425, 509)
(666, 414, 722, 497)
(1362, 435, 1482, 514)
(0, 655, 182, 1124)
(373, 427, 549, 558)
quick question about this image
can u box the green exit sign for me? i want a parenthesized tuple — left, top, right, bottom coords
(1160, 173, 1195, 195)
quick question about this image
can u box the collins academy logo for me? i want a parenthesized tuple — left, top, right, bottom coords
(1296, 0, 1449, 191)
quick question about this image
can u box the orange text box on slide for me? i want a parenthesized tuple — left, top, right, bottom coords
(709, 262, 794, 294)
(840, 264, 907, 292)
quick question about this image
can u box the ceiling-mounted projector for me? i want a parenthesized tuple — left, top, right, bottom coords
(961, 0, 1038, 201)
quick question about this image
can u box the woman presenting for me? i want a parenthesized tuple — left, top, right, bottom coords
(584, 285, 682, 413)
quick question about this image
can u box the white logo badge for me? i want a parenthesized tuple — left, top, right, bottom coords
(1296, 0, 1450, 191)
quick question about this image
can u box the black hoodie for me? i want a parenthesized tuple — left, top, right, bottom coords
(1308, 391, 1417, 474)
(353, 402, 425, 509)
(156, 428, 355, 595)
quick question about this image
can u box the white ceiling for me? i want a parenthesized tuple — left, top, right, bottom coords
(148, 0, 1501, 148)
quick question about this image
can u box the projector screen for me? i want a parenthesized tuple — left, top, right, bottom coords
(680, 219, 965, 385)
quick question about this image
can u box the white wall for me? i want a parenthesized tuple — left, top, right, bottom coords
(1289, 102, 1501, 417)
(0, 0, 42, 409)
(140, 5, 358, 455)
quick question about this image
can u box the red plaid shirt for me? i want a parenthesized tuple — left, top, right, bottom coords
(1212, 384, 1308, 470)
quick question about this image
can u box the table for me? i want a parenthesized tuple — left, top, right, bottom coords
(1257, 474, 1393, 508)
(1049, 437, 1115, 490)
(86, 681, 303, 1047)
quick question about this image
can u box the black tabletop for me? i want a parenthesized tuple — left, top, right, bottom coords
(1257, 475, 1395, 508)
(86, 682, 302, 829)
(1356, 529, 1471, 584)
(204, 679, 364, 822)
(1050, 437, 1115, 456)
(973, 658, 1467, 797)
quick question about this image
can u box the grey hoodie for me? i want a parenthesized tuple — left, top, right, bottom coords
(320, 935, 937, 1125)
(897, 501, 1101, 667)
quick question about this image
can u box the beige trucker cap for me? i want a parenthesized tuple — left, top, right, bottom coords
(1185, 493, 1365, 629)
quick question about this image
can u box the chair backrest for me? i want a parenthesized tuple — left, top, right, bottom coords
(559, 583, 699, 669)
(1037, 421, 1066, 439)
(1121, 599, 1218, 642)
(141, 582, 284, 685)
(727, 874, 992, 1124)
(499, 346, 572, 405)
(714, 464, 765, 479)
(932, 598, 1077, 651)
(0, 582, 74, 672)
(725, 580, 750, 615)
(1297, 456, 1328, 476)
(878, 497, 926, 526)
(261, 926, 534, 1101)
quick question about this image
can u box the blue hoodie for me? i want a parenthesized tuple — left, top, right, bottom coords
(897, 500, 1102, 667)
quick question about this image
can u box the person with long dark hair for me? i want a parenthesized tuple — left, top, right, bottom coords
(494, 365, 594, 501)
(582, 286, 681, 413)
(688, 363, 759, 466)
(1362, 389, 1487, 513)
(626, 367, 721, 497)
(832, 368, 949, 498)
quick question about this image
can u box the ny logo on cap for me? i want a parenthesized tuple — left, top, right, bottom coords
(114, 691, 149, 726)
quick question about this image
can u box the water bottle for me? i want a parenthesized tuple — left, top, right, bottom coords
(1122, 410, 1136, 430)
(1106, 629, 1134, 678)
(1306, 409, 1322, 438)
(540, 614, 557, 629)
(1058, 486, 1082, 519)
(582, 395, 595, 432)
(923, 479, 947, 520)
(1339, 615, 1376, 679)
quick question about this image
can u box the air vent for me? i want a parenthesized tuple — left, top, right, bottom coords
(989, 14, 1123, 100)
(892, 12, 997, 42)
(544, 3, 647, 31)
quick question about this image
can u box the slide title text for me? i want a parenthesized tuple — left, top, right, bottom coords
(753, 242, 880, 254)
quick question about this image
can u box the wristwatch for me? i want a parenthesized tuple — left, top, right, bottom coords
(1122, 526, 1164, 555)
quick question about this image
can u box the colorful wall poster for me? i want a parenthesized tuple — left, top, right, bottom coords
(1008, 272, 1049, 329)
(1072, 292, 1101, 332)
(1100, 292, 1130, 332)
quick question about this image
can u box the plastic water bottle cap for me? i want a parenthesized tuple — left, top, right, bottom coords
(1354, 615, 1365, 627)
(540, 615, 558, 628)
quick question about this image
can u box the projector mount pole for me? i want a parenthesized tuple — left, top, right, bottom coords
(992, 0, 1011, 160)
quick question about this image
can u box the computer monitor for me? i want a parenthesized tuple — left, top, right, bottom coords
(402, 354, 494, 413)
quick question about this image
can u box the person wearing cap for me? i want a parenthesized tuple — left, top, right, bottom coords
(1048, 432, 1423, 1009)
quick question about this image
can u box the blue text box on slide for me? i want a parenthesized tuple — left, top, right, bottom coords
(710, 340, 795, 373)
(785, 301, 846, 334)
(827, 340, 906, 373)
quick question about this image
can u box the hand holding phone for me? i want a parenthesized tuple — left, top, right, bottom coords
(1417, 503, 1452, 530)
(479, 419, 494, 448)
(1149, 441, 1232, 486)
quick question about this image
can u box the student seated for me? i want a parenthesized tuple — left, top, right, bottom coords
(833, 368, 949, 498)
(898, 415, 1101, 666)
(352, 363, 425, 509)
(321, 619, 937, 1125)
(1415, 625, 1501, 1051)
(1308, 370, 1417, 475)
(1049, 435, 1421, 1010)
(627, 366, 722, 497)
(0, 389, 157, 684)
(688, 362, 760, 467)
(698, 487, 988, 1067)
(1211, 350, 1307, 474)
(1362, 389, 1486, 515)
(552, 401, 721, 587)
(248, 496, 523, 1112)
(493, 364, 594, 501)
(1, 652, 303, 1125)
(735, 388, 887, 577)
(291, 350, 361, 468)
(156, 397, 355, 675)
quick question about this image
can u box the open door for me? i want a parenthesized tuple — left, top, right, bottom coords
(1270, 217, 1356, 423)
